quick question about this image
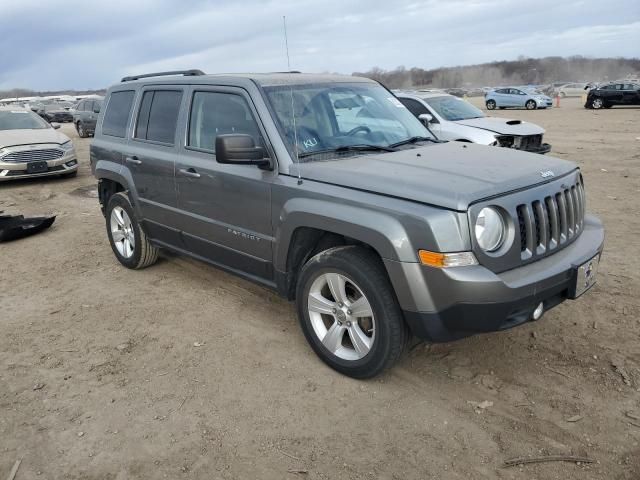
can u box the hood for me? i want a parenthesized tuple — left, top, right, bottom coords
(0, 128, 70, 149)
(295, 142, 576, 211)
(454, 117, 544, 135)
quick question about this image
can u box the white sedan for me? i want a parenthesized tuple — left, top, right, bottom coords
(0, 106, 78, 181)
(395, 91, 551, 154)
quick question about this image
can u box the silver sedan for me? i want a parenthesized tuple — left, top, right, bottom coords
(395, 91, 551, 154)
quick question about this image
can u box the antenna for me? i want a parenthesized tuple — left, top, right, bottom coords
(283, 15, 302, 185)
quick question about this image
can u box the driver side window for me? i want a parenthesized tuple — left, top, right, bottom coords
(188, 91, 261, 152)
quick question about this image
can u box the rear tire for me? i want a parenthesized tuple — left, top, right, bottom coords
(296, 246, 409, 378)
(486, 100, 496, 110)
(105, 192, 159, 270)
(76, 121, 88, 138)
(525, 99, 537, 110)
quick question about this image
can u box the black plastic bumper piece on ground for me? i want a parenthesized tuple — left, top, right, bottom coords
(403, 280, 570, 343)
(0, 212, 56, 242)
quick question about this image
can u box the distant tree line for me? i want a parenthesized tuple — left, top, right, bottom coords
(353, 56, 640, 89)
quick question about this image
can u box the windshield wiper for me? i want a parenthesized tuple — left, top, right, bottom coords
(298, 144, 396, 158)
(389, 136, 438, 148)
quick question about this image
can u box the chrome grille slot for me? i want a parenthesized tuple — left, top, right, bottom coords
(545, 196, 559, 249)
(516, 178, 585, 260)
(2, 148, 64, 163)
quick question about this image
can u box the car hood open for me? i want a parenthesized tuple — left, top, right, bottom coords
(0, 128, 69, 149)
(453, 117, 544, 135)
(295, 142, 576, 211)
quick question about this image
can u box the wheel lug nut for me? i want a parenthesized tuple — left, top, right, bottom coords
(332, 308, 337, 313)
(347, 310, 352, 315)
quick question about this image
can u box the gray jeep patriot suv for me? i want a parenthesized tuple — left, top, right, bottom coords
(90, 70, 604, 378)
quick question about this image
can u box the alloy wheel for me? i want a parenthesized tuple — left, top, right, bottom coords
(307, 272, 375, 361)
(110, 206, 135, 258)
(592, 98, 603, 109)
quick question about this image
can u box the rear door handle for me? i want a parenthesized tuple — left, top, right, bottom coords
(178, 168, 201, 179)
(125, 156, 142, 165)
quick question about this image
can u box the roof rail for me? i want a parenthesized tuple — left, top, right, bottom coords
(121, 69, 205, 82)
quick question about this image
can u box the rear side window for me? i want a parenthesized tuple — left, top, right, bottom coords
(135, 90, 183, 144)
(102, 90, 135, 137)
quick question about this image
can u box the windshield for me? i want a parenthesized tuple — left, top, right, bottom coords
(422, 96, 484, 121)
(0, 110, 49, 130)
(263, 82, 433, 159)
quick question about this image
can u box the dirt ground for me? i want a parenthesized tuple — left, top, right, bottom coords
(1, 97, 639, 480)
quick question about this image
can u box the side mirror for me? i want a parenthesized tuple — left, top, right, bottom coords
(93, 106, 101, 113)
(418, 113, 435, 124)
(50, 122, 61, 129)
(215, 134, 270, 168)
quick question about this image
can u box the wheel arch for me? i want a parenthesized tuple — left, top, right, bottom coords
(274, 200, 415, 300)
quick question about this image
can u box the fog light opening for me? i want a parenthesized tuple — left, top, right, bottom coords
(532, 302, 544, 321)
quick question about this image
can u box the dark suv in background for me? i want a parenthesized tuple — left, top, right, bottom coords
(73, 96, 103, 137)
(90, 70, 604, 378)
(585, 82, 640, 109)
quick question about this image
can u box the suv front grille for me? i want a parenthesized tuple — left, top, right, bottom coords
(516, 178, 585, 259)
(1, 148, 64, 163)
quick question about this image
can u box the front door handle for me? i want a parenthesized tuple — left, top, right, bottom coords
(178, 168, 201, 179)
(125, 156, 142, 165)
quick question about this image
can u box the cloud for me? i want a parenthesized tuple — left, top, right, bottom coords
(0, 0, 638, 90)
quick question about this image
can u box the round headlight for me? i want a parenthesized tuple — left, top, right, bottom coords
(475, 207, 505, 252)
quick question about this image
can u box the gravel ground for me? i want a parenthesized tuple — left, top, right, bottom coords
(1, 97, 639, 479)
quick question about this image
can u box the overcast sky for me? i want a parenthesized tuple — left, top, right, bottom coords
(1, 0, 638, 90)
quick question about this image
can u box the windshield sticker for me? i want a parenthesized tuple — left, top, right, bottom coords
(387, 97, 406, 108)
(302, 137, 318, 149)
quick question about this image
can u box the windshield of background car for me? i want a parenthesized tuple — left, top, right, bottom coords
(423, 95, 484, 121)
(0, 110, 49, 130)
(263, 82, 432, 159)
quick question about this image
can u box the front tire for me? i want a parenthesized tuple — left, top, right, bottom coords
(296, 246, 409, 378)
(105, 192, 159, 269)
(591, 97, 604, 109)
(525, 99, 537, 110)
(486, 99, 496, 110)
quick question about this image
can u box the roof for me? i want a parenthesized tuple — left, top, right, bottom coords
(117, 71, 374, 88)
(394, 90, 452, 100)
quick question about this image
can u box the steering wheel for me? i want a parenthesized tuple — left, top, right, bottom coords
(346, 125, 371, 136)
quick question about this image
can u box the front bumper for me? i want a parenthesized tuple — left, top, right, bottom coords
(386, 215, 604, 342)
(0, 154, 78, 181)
(526, 142, 551, 154)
